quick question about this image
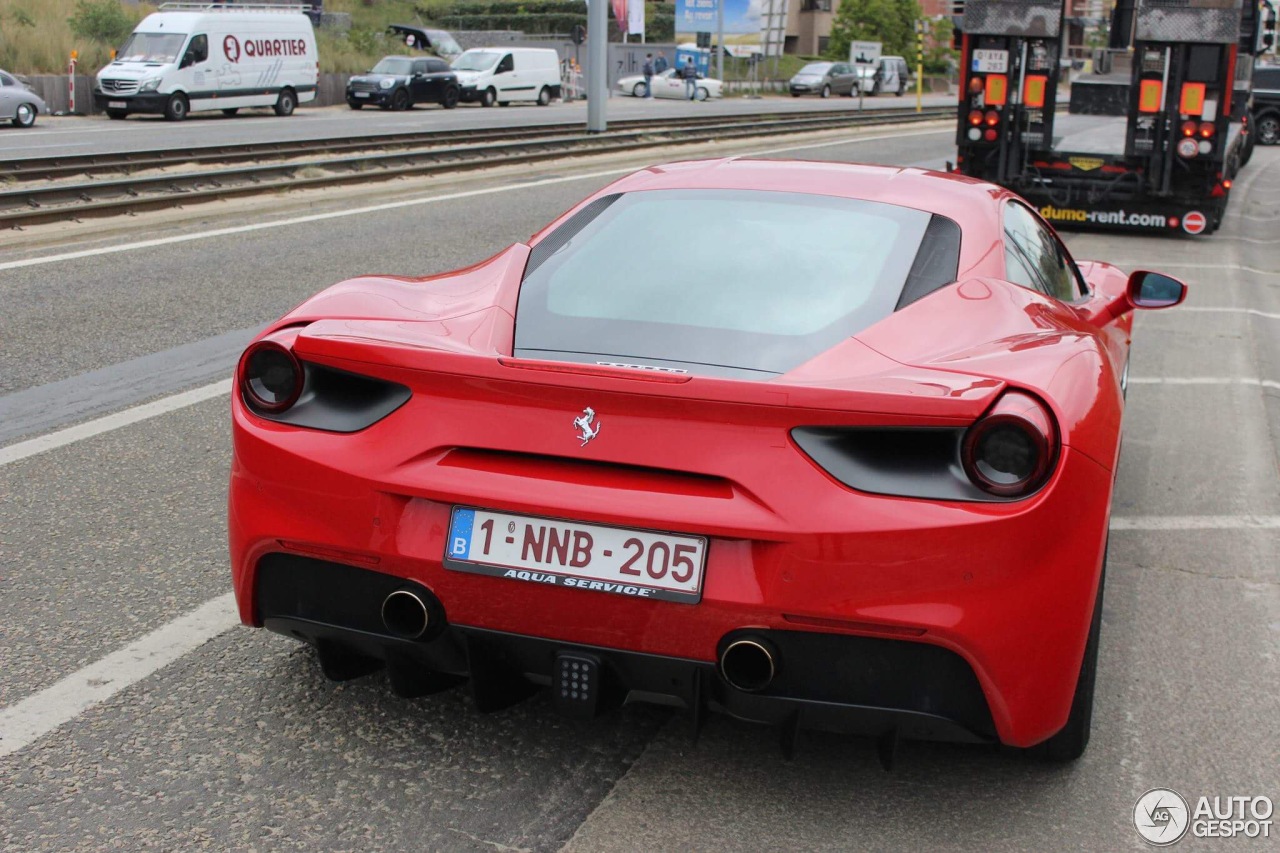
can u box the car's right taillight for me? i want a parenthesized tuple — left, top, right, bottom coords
(239, 340, 304, 414)
(961, 391, 1059, 497)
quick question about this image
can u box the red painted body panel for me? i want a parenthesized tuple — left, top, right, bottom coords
(228, 159, 1172, 749)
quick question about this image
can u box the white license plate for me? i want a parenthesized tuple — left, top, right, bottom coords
(354, 92, 370, 98)
(445, 507, 706, 603)
(971, 49, 1009, 73)
(108, 100, 127, 109)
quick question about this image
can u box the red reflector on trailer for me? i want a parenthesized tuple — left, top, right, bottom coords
(1023, 74, 1047, 108)
(983, 128, 998, 141)
(1139, 79, 1163, 113)
(1167, 217, 1179, 228)
(1180, 82, 1206, 115)
(985, 75, 1008, 106)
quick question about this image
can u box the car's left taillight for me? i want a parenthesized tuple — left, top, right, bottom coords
(961, 391, 1059, 498)
(239, 340, 304, 414)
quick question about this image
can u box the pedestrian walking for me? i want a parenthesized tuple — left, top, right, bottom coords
(642, 53, 654, 98)
(654, 51, 669, 74)
(682, 58, 698, 101)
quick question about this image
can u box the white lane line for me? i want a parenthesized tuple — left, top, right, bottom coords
(1174, 307, 1280, 320)
(1129, 377, 1280, 390)
(1118, 261, 1280, 277)
(0, 593, 239, 758)
(0, 379, 229, 468)
(0, 128, 948, 274)
(1110, 515, 1280, 530)
(0, 512, 1272, 758)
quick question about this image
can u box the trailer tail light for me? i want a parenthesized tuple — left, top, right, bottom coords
(1180, 82, 1206, 115)
(969, 75, 985, 95)
(983, 128, 998, 141)
(1023, 74, 1047, 108)
(968, 109, 983, 126)
(1199, 121, 1216, 138)
(1181, 120, 1198, 137)
(1139, 79, 1163, 113)
(985, 74, 1008, 106)
(1224, 178, 1233, 189)
(984, 109, 1000, 126)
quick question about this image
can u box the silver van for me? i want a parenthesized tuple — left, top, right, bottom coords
(856, 56, 912, 96)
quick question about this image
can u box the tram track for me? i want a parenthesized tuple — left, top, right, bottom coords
(0, 106, 951, 227)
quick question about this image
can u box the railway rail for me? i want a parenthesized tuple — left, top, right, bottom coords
(0, 106, 951, 227)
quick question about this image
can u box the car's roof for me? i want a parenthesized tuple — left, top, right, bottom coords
(598, 158, 1007, 225)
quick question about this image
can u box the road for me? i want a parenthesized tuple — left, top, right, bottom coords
(0, 93, 956, 160)
(0, 122, 1277, 851)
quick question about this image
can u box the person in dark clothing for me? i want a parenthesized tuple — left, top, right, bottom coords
(654, 51, 669, 74)
(682, 58, 698, 100)
(642, 54, 654, 98)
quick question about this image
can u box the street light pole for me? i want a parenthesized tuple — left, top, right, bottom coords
(716, 0, 724, 83)
(587, 0, 607, 132)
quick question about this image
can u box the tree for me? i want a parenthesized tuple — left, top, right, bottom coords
(827, 0, 921, 63)
(68, 0, 137, 46)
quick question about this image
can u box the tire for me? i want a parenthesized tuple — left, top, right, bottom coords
(791, 92, 801, 97)
(480, 87, 496, 108)
(441, 86, 459, 109)
(273, 88, 297, 117)
(106, 109, 128, 120)
(498, 101, 510, 107)
(820, 84, 831, 99)
(634, 82, 647, 98)
(347, 100, 363, 110)
(695, 86, 709, 101)
(537, 86, 551, 106)
(222, 108, 239, 116)
(390, 88, 410, 111)
(1032, 553, 1105, 762)
(164, 93, 189, 121)
(12, 102, 37, 128)
(1256, 113, 1280, 145)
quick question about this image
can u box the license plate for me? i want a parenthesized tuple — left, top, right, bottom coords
(971, 49, 1008, 73)
(445, 507, 706, 603)
(355, 92, 369, 98)
(108, 100, 127, 108)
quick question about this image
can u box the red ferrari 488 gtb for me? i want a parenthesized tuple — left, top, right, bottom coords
(229, 159, 1186, 762)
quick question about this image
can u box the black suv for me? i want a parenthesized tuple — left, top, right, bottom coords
(347, 56, 459, 111)
(1253, 64, 1280, 144)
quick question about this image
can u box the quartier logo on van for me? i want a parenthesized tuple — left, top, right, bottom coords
(222, 35, 308, 64)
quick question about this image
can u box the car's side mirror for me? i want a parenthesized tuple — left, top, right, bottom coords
(1127, 270, 1187, 309)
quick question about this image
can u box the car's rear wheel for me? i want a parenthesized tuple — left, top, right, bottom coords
(1031, 552, 1105, 761)
(442, 86, 459, 109)
(1256, 113, 1280, 145)
(391, 89, 409, 111)
(222, 108, 239, 116)
(537, 86, 551, 106)
(820, 84, 831, 98)
(164, 93, 189, 121)
(695, 86, 709, 101)
(480, 87, 496, 107)
(12, 102, 37, 128)
(273, 87, 297, 117)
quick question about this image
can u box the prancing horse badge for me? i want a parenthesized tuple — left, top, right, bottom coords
(573, 407, 601, 446)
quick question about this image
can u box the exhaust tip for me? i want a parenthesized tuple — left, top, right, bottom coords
(382, 589, 430, 640)
(720, 638, 777, 692)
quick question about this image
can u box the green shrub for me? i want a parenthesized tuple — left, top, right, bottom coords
(67, 0, 137, 45)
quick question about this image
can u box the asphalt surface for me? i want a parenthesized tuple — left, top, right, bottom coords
(0, 93, 955, 161)
(1, 124, 1277, 851)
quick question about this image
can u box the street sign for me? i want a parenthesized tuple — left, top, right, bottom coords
(850, 41, 882, 65)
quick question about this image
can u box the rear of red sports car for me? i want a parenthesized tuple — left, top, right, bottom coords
(229, 160, 1161, 760)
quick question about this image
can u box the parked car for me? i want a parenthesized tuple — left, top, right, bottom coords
(1251, 64, 1280, 144)
(789, 62, 858, 98)
(0, 70, 46, 128)
(228, 157, 1187, 762)
(617, 68, 722, 100)
(855, 55, 912, 96)
(346, 56, 460, 110)
(93, 6, 317, 121)
(451, 48, 562, 107)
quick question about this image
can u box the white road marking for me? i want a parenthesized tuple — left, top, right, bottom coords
(0, 128, 948, 274)
(1, 511, 1272, 757)
(1174, 306, 1280, 320)
(1118, 261, 1280, 277)
(0, 593, 239, 758)
(0, 379, 229, 468)
(1129, 376, 1280, 390)
(1109, 515, 1280, 530)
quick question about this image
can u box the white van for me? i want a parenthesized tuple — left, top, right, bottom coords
(93, 2, 318, 121)
(451, 47, 561, 107)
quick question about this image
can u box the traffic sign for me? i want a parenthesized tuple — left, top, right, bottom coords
(1182, 210, 1207, 234)
(850, 41, 882, 66)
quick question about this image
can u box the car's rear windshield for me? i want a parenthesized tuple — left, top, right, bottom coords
(372, 57, 414, 75)
(515, 189, 957, 378)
